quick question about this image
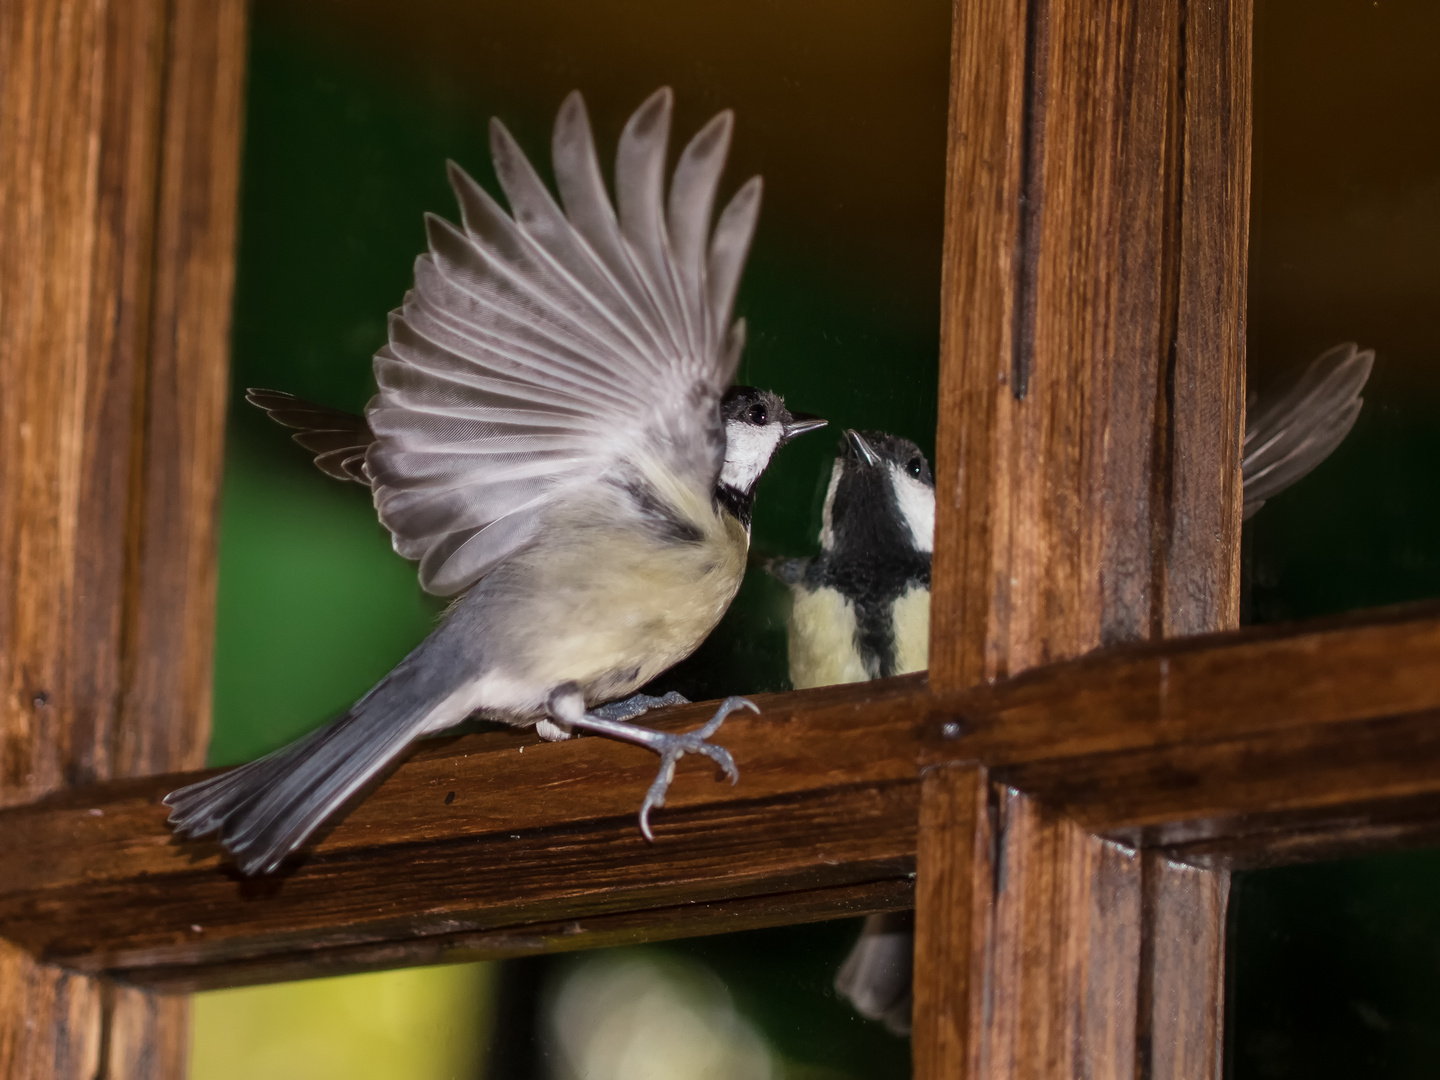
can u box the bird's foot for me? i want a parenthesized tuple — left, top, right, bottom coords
(636, 696, 754, 841)
(592, 690, 690, 722)
(545, 686, 755, 840)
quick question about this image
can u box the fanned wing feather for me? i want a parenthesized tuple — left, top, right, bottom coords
(707, 177, 763, 360)
(1243, 342, 1373, 519)
(669, 111, 734, 356)
(369, 89, 760, 595)
(246, 388, 374, 483)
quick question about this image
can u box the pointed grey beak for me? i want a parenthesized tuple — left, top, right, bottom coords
(782, 412, 827, 444)
(844, 429, 880, 467)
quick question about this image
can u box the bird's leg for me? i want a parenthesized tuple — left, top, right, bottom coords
(592, 690, 690, 721)
(535, 691, 689, 741)
(546, 684, 755, 840)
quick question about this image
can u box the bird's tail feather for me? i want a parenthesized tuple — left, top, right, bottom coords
(165, 655, 451, 875)
(835, 911, 915, 1035)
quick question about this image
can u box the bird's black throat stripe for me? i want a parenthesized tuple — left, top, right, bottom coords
(715, 483, 755, 530)
(808, 550, 930, 679)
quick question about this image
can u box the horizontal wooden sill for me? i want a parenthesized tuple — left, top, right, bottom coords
(4, 601, 1440, 991)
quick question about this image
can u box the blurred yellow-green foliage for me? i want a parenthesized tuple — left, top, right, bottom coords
(191, 965, 491, 1080)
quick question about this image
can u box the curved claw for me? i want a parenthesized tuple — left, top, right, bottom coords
(698, 696, 759, 738)
(636, 696, 759, 841)
(696, 742, 739, 784)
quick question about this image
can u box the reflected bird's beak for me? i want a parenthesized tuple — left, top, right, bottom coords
(782, 412, 828, 444)
(844, 429, 880, 467)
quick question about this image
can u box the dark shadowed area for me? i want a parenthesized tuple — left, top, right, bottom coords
(1234, 1, 1440, 1078)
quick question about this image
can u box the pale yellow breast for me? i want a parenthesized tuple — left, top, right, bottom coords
(492, 482, 749, 707)
(787, 585, 871, 689)
(890, 583, 930, 675)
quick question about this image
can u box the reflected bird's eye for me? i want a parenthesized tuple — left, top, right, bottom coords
(907, 456, 923, 478)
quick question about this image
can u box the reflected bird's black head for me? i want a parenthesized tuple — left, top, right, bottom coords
(821, 429, 934, 562)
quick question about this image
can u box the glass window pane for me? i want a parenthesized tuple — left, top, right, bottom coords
(1234, 2, 1440, 1077)
(201, 0, 946, 1075)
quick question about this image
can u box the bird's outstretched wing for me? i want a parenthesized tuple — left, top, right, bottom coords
(1243, 341, 1373, 520)
(369, 88, 761, 595)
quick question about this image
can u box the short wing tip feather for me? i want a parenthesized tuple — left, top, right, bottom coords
(685, 109, 734, 163)
(558, 88, 586, 118)
(553, 91, 592, 147)
(621, 87, 675, 146)
(444, 158, 470, 191)
(641, 85, 674, 113)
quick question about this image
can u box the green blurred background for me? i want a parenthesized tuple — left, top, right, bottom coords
(195, 0, 1440, 1076)
(199, 0, 944, 1075)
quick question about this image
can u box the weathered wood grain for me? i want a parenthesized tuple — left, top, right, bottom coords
(122, 0, 244, 777)
(120, 879, 919, 995)
(911, 765, 991, 1080)
(928, 0, 1029, 691)
(1137, 855, 1229, 1080)
(1166, 0, 1251, 638)
(5, 604, 1440, 990)
(0, 0, 244, 1075)
(982, 790, 1142, 1080)
(0, 679, 929, 984)
(922, 0, 1249, 1070)
(922, 0, 1246, 1074)
(930, 0, 1217, 695)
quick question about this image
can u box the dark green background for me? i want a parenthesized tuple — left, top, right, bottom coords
(215, 0, 947, 1075)
(211, 0, 1440, 1076)
(1234, 1, 1440, 1077)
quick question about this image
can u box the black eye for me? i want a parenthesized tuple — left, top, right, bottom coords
(907, 456, 924, 478)
(747, 403, 768, 425)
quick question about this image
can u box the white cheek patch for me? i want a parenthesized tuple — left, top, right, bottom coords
(888, 464, 935, 553)
(720, 422, 784, 492)
(818, 458, 844, 551)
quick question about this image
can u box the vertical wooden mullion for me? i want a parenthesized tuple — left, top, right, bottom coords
(1137, 856, 1231, 1080)
(121, 0, 245, 776)
(920, 0, 1249, 1077)
(1130, 2, 1251, 1074)
(0, 1, 245, 1076)
(1166, 0, 1251, 637)
(912, 764, 993, 1079)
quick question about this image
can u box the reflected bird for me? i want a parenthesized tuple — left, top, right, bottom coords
(166, 89, 825, 874)
(778, 341, 1372, 1032)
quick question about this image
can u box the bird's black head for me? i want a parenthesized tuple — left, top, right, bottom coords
(715, 387, 825, 526)
(821, 429, 935, 558)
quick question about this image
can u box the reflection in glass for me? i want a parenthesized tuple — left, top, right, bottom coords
(1234, 1, 1440, 1077)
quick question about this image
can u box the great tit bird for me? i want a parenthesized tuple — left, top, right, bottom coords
(798, 342, 1373, 1034)
(773, 429, 934, 691)
(770, 429, 934, 1036)
(165, 88, 825, 875)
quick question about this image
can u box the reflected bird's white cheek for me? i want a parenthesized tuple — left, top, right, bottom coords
(888, 465, 935, 553)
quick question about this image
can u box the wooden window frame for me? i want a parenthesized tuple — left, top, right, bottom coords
(1, 0, 1432, 1078)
